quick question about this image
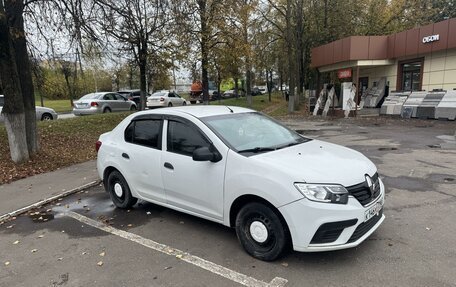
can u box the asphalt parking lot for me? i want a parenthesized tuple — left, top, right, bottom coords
(1, 117, 456, 287)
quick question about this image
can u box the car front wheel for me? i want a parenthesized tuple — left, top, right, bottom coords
(106, 170, 137, 209)
(41, 113, 53, 121)
(235, 202, 289, 261)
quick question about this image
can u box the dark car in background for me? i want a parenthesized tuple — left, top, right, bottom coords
(118, 90, 150, 106)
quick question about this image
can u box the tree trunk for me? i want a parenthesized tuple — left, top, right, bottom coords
(286, 0, 295, 113)
(199, 0, 209, 105)
(0, 2, 29, 163)
(6, 0, 38, 155)
(139, 56, 147, 111)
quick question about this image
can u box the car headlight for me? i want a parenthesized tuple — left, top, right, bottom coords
(294, 183, 349, 204)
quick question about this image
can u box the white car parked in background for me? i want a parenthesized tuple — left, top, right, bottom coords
(146, 91, 187, 108)
(96, 106, 385, 261)
(0, 95, 58, 121)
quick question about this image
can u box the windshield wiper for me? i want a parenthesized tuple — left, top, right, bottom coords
(238, 147, 277, 154)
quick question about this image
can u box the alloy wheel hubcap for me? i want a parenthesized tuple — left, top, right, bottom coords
(249, 221, 268, 243)
(114, 183, 123, 197)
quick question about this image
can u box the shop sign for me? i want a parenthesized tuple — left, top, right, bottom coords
(422, 34, 440, 44)
(337, 68, 352, 79)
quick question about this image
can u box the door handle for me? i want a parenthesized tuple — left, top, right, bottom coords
(122, 153, 130, 159)
(164, 162, 174, 170)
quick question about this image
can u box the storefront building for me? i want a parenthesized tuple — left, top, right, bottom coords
(311, 18, 456, 93)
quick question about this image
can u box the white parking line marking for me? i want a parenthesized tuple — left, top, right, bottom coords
(64, 211, 288, 287)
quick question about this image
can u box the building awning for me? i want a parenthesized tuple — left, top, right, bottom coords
(311, 18, 456, 69)
(318, 60, 396, 73)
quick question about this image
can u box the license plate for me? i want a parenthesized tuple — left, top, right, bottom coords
(364, 198, 383, 222)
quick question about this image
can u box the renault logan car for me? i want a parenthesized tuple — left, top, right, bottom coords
(96, 106, 385, 261)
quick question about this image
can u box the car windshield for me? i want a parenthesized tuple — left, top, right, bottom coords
(151, 92, 166, 97)
(202, 112, 310, 154)
(79, 93, 101, 100)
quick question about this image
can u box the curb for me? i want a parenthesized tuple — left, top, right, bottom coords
(0, 180, 101, 222)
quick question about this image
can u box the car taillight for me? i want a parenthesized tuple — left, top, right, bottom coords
(91, 102, 98, 107)
(95, 140, 102, 152)
(160, 97, 165, 102)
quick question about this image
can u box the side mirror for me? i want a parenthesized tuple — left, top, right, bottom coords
(193, 146, 222, 162)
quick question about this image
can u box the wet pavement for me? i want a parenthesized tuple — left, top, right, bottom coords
(1, 117, 456, 287)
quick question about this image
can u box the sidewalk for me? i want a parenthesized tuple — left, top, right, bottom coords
(0, 160, 99, 218)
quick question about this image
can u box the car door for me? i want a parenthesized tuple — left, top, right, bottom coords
(161, 117, 225, 221)
(115, 93, 129, 111)
(121, 116, 166, 203)
(167, 92, 177, 106)
(102, 93, 116, 111)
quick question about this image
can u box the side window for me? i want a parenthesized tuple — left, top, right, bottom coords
(103, 94, 114, 100)
(124, 120, 162, 149)
(168, 93, 175, 98)
(167, 120, 210, 156)
(115, 94, 125, 101)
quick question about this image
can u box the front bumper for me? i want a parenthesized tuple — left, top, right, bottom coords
(279, 179, 386, 252)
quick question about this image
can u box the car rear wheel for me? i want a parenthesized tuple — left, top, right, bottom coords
(130, 105, 137, 111)
(106, 170, 137, 209)
(235, 202, 289, 261)
(41, 113, 53, 121)
(103, 107, 111, 113)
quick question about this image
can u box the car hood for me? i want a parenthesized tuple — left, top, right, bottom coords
(36, 106, 56, 113)
(253, 139, 377, 187)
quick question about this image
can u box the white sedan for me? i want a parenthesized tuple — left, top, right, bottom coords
(146, 91, 187, 108)
(0, 95, 58, 121)
(96, 106, 385, 261)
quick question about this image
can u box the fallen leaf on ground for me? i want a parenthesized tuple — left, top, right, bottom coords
(38, 235, 44, 238)
(57, 258, 63, 261)
(13, 240, 20, 245)
(127, 224, 133, 227)
(99, 252, 105, 257)
(176, 254, 183, 259)
(4, 262, 10, 266)
(6, 225, 14, 229)
(146, 212, 151, 215)
(97, 261, 103, 266)
(164, 266, 172, 270)
(31, 249, 38, 253)
(281, 262, 289, 267)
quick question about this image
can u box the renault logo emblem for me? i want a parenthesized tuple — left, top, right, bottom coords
(365, 175, 375, 196)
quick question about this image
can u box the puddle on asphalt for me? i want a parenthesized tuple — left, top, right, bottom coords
(378, 147, 398, 151)
(427, 144, 441, 148)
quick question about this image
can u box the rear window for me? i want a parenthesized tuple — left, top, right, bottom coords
(151, 92, 166, 97)
(0, 96, 4, 106)
(80, 93, 101, 100)
(125, 119, 162, 149)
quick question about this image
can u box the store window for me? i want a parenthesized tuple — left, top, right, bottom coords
(398, 58, 424, 92)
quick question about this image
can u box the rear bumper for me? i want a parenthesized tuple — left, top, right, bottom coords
(73, 108, 101, 115)
(279, 179, 385, 252)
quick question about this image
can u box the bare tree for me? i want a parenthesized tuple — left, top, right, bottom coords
(94, 0, 171, 110)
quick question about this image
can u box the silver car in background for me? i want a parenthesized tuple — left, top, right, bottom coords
(73, 92, 137, 116)
(146, 91, 187, 108)
(0, 95, 58, 121)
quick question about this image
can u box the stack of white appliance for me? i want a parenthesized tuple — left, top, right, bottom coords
(380, 91, 411, 115)
(435, 90, 456, 120)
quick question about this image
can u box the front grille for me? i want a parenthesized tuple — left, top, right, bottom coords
(310, 219, 358, 244)
(346, 173, 381, 206)
(347, 209, 383, 243)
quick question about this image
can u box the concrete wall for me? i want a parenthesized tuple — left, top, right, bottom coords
(359, 64, 398, 91)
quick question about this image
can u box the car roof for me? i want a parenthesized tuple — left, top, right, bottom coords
(134, 106, 253, 118)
